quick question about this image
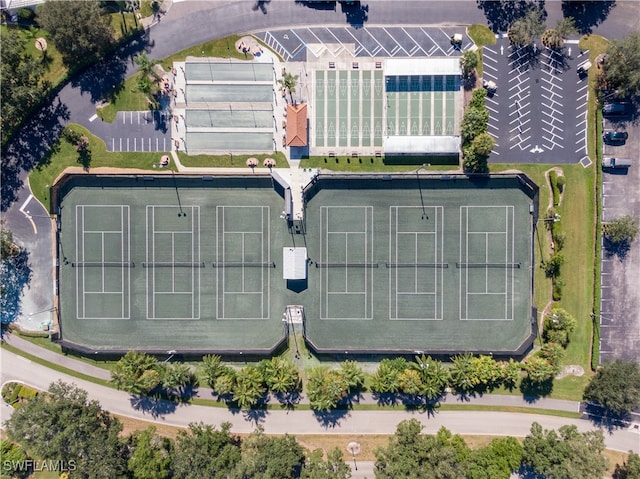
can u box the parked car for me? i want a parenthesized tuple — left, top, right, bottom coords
(603, 131, 629, 144)
(602, 157, 632, 169)
(603, 102, 632, 116)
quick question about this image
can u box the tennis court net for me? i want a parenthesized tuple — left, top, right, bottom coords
(212, 262, 276, 268)
(385, 263, 449, 268)
(315, 263, 379, 268)
(142, 262, 206, 268)
(456, 262, 521, 268)
(71, 262, 134, 267)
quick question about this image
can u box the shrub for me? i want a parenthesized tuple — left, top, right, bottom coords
(556, 175, 565, 192)
(544, 251, 564, 278)
(552, 281, 562, 301)
(543, 307, 576, 347)
(469, 88, 487, 110)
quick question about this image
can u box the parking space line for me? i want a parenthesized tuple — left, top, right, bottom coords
(484, 46, 498, 55)
(483, 71, 498, 80)
(402, 27, 428, 56)
(359, 28, 389, 56)
(343, 28, 371, 56)
(420, 28, 446, 55)
(112, 138, 115, 151)
(486, 105, 499, 114)
(484, 63, 498, 72)
(383, 27, 410, 56)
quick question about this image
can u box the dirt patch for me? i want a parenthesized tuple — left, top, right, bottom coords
(555, 364, 585, 380)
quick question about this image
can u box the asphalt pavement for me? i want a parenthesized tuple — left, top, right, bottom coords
(1, 347, 639, 453)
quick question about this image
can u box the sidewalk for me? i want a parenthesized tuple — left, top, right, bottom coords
(2, 333, 581, 413)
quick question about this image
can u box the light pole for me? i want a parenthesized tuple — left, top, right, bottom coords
(346, 442, 361, 471)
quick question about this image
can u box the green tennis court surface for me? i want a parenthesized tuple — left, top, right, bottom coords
(56, 174, 535, 355)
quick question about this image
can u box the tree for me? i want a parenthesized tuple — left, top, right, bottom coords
(604, 215, 639, 246)
(0, 440, 30, 479)
(232, 427, 305, 479)
(507, 8, 546, 48)
(200, 354, 226, 389)
(470, 355, 502, 389)
(583, 360, 640, 417)
(412, 354, 449, 399)
(302, 447, 351, 479)
(158, 362, 195, 397)
(232, 366, 265, 409)
(370, 358, 407, 394)
(215, 370, 237, 397)
(462, 144, 489, 174)
(5, 381, 128, 479)
(613, 452, 640, 479)
(398, 368, 424, 395)
(500, 359, 522, 389)
(471, 132, 495, 156)
(36, 1, 115, 67)
(449, 352, 478, 393)
(604, 33, 640, 100)
(467, 436, 523, 479)
(374, 420, 469, 479)
(111, 351, 160, 394)
(543, 307, 576, 347)
(127, 427, 172, 479)
(469, 88, 487, 110)
(306, 367, 348, 411)
(544, 251, 564, 278)
(134, 52, 161, 82)
(339, 360, 365, 392)
(537, 343, 565, 375)
(460, 107, 489, 143)
(522, 422, 607, 479)
(173, 422, 240, 479)
(525, 356, 556, 383)
(460, 50, 479, 78)
(278, 72, 299, 103)
(0, 31, 45, 146)
(541, 18, 576, 50)
(261, 357, 301, 394)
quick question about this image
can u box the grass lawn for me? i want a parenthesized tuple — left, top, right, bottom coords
(490, 163, 595, 401)
(1, 25, 65, 88)
(178, 151, 289, 169)
(29, 123, 171, 211)
(98, 72, 156, 122)
(160, 34, 251, 70)
(299, 156, 457, 172)
(467, 24, 496, 78)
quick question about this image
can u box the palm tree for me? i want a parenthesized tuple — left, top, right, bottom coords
(398, 369, 423, 395)
(449, 353, 477, 393)
(232, 366, 265, 409)
(412, 355, 449, 399)
(200, 354, 225, 388)
(278, 72, 299, 103)
(134, 52, 160, 82)
(307, 367, 348, 411)
(339, 360, 365, 392)
(111, 351, 159, 394)
(263, 358, 300, 393)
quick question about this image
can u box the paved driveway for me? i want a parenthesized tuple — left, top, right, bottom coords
(484, 37, 589, 164)
(600, 114, 640, 364)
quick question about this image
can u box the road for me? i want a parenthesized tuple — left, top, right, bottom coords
(1, 348, 639, 453)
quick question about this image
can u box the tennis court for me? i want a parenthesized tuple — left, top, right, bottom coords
(56, 174, 536, 355)
(299, 175, 536, 354)
(57, 175, 289, 353)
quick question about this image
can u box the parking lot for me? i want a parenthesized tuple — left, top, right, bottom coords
(90, 110, 170, 153)
(600, 115, 640, 364)
(484, 37, 589, 164)
(254, 26, 471, 61)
